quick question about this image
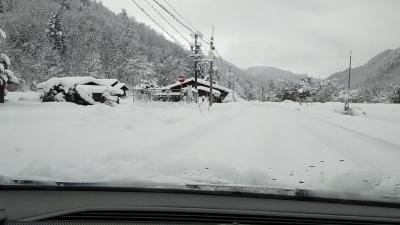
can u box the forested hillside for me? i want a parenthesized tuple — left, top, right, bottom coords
(328, 48, 400, 89)
(0, 0, 256, 97)
(0, 0, 194, 87)
(245, 66, 301, 83)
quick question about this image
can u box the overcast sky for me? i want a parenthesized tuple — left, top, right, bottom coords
(101, 0, 400, 78)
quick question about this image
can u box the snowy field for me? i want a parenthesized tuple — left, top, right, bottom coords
(1, 92, 400, 202)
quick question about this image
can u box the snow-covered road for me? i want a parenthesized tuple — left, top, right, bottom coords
(1, 92, 400, 201)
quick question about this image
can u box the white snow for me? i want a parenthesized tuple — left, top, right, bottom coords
(1, 94, 400, 203)
(37, 76, 102, 91)
(98, 79, 119, 86)
(0, 53, 10, 68)
(0, 28, 6, 39)
(197, 86, 221, 96)
(76, 84, 124, 96)
(75, 85, 123, 105)
(5, 70, 19, 84)
(114, 82, 127, 90)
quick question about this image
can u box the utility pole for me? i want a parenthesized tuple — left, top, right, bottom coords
(207, 26, 216, 107)
(190, 31, 203, 90)
(345, 51, 352, 112)
(228, 66, 235, 102)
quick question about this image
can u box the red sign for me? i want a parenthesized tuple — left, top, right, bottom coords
(178, 75, 186, 83)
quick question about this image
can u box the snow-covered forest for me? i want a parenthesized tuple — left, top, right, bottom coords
(0, 0, 193, 87)
(254, 76, 400, 104)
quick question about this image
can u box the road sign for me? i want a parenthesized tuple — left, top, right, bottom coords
(178, 75, 186, 83)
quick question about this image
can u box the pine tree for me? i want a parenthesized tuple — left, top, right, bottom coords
(0, 27, 19, 103)
(46, 11, 66, 56)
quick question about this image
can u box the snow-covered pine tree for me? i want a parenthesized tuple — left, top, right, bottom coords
(46, 11, 66, 56)
(0, 27, 19, 103)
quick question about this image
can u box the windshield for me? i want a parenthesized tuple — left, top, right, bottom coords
(1, 0, 400, 204)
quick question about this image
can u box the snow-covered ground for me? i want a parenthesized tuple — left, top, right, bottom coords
(1, 92, 400, 202)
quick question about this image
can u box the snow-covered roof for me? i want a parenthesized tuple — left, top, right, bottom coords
(37, 77, 103, 91)
(197, 86, 221, 96)
(163, 77, 233, 93)
(98, 79, 119, 86)
(75, 85, 124, 95)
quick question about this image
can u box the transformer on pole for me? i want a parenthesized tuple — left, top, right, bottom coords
(207, 26, 216, 106)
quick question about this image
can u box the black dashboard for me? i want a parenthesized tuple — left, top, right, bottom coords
(1, 185, 400, 224)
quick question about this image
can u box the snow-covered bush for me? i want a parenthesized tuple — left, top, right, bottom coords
(337, 107, 367, 116)
(135, 78, 159, 89)
(389, 84, 400, 103)
(223, 92, 244, 103)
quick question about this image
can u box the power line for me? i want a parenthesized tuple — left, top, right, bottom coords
(351, 56, 364, 67)
(152, 0, 194, 33)
(153, 0, 230, 74)
(130, 0, 183, 47)
(161, 0, 197, 32)
(143, 0, 191, 44)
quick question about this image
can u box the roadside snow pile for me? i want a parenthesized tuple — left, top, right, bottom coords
(37, 76, 125, 105)
(334, 106, 368, 116)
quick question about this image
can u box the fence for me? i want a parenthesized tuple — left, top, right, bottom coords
(132, 88, 198, 103)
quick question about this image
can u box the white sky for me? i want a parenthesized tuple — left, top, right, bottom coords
(101, 0, 400, 78)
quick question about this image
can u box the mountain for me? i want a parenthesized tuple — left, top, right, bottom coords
(328, 48, 400, 88)
(245, 66, 301, 82)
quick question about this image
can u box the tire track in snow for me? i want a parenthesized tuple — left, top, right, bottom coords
(270, 103, 400, 151)
(268, 103, 400, 175)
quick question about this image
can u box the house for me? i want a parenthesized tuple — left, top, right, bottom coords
(160, 77, 233, 103)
